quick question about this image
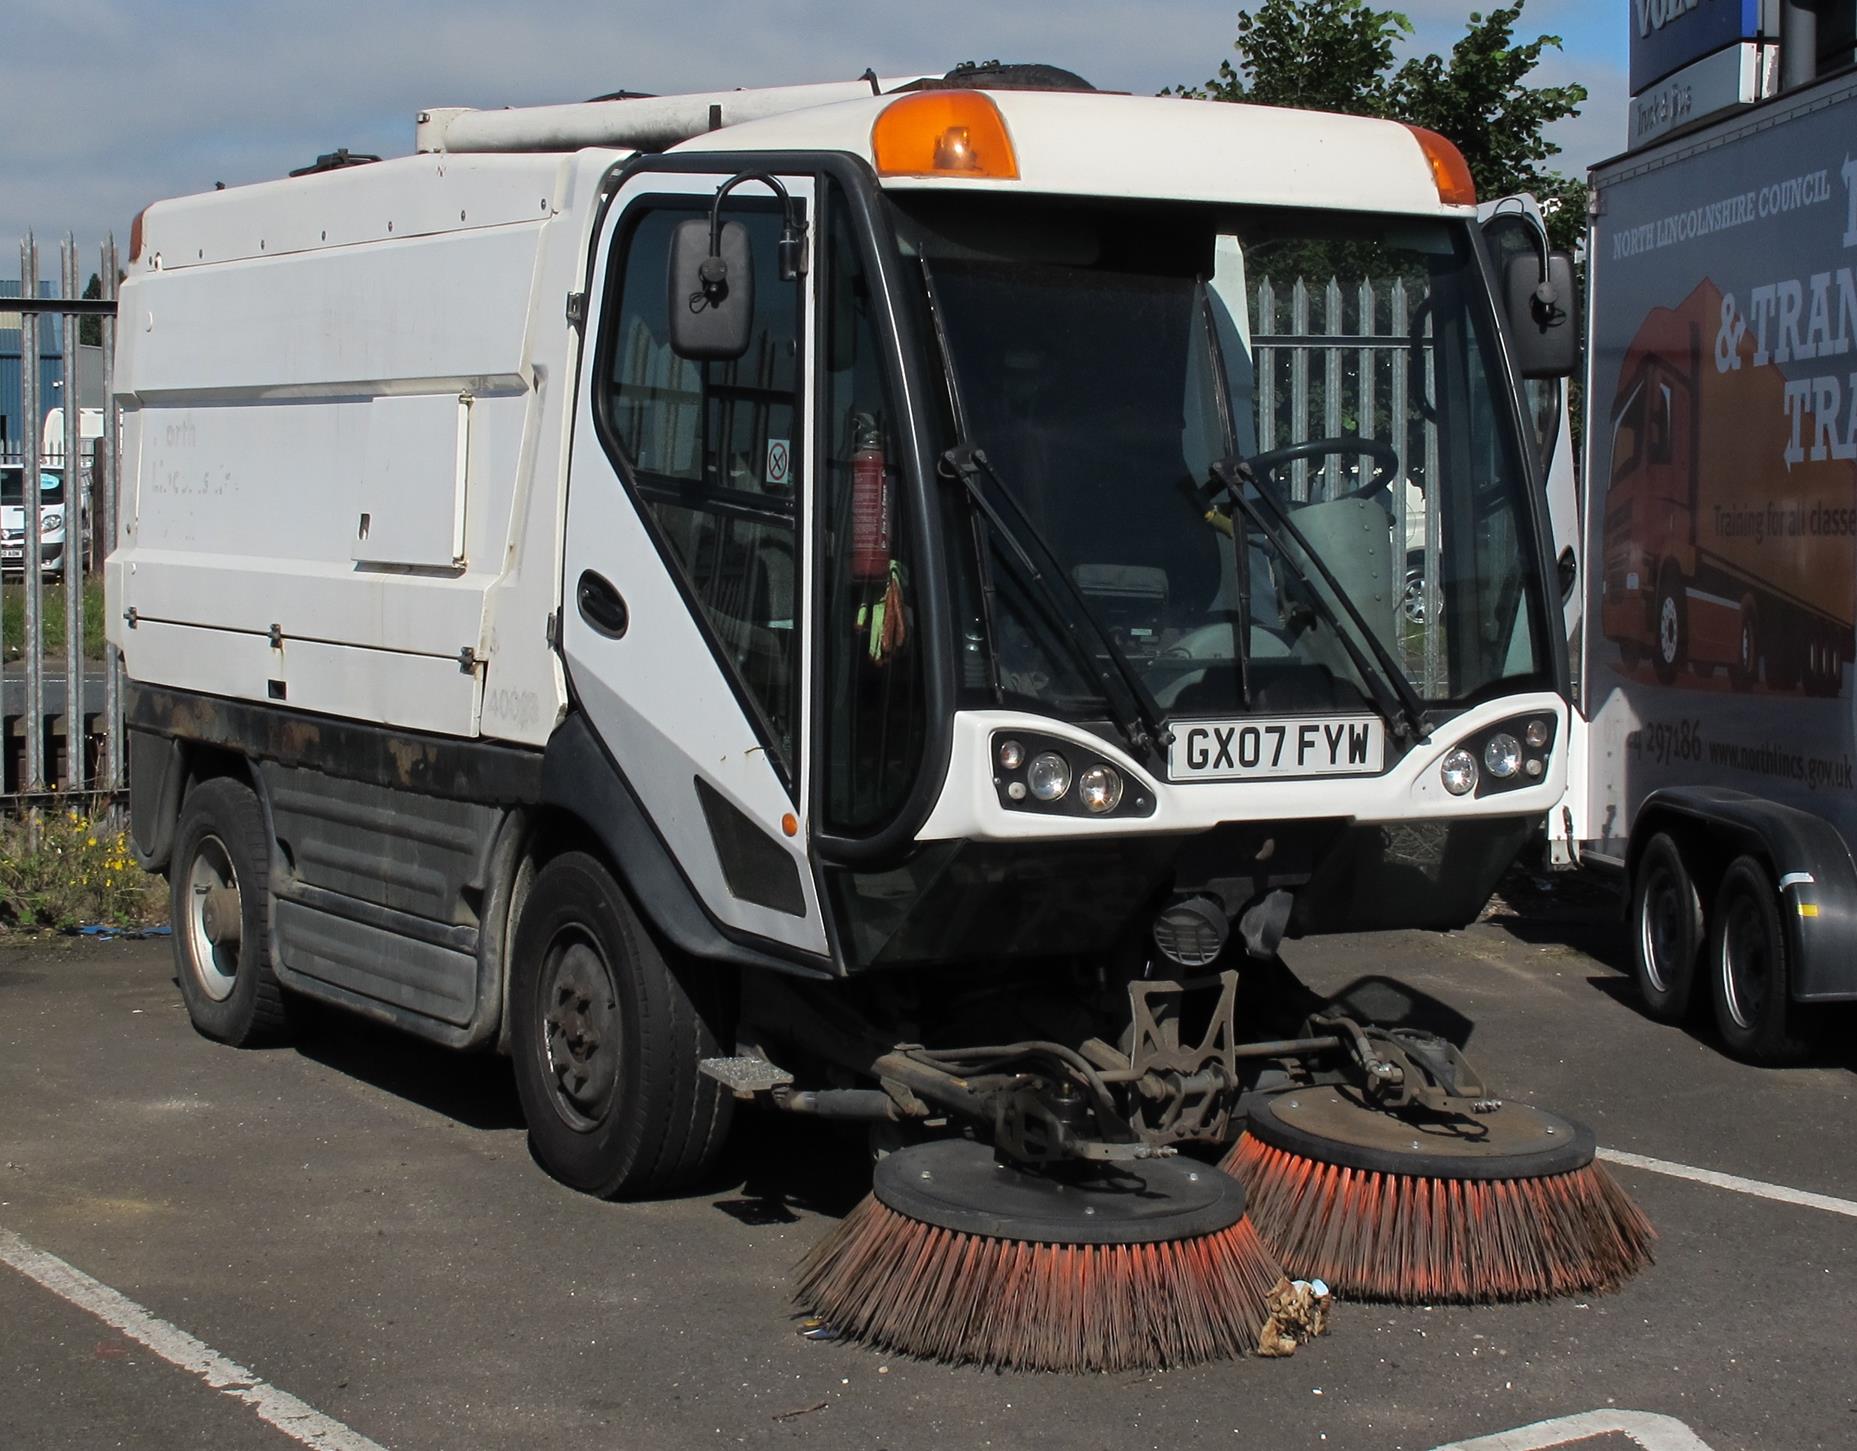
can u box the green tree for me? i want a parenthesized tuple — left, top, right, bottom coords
(79, 272, 102, 347)
(1171, 0, 1409, 115)
(1396, 6, 1588, 249)
(1178, 1, 1587, 250)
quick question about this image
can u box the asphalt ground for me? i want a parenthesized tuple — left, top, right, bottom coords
(2, 890, 1854, 1451)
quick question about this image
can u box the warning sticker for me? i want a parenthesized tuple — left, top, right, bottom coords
(765, 438, 791, 488)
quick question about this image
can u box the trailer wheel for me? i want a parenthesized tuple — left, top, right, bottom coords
(1653, 566, 1686, 684)
(1710, 856, 1811, 1064)
(170, 777, 291, 1046)
(1764, 624, 1802, 692)
(1630, 832, 1702, 1022)
(509, 851, 733, 1198)
(1728, 597, 1758, 692)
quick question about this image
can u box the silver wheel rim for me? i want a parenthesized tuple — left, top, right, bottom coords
(1720, 895, 1767, 1032)
(185, 835, 240, 1003)
(1659, 596, 1680, 664)
(1639, 867, 1682, 995)
(538, 930, 622, 1133)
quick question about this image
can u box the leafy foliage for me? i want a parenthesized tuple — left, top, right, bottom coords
(0, 808, 163, 930)
(1175, 1, 1588, 249)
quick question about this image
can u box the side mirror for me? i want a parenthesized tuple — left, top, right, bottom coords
(669, 217, 754, 361)
(1502, 249, 1578, 379)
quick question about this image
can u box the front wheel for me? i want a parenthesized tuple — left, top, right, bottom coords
(509, 851, 733, 1198)
(1630, 832, 1702, 1023)
(1653, 566, 1686, 685)
(1710, 856, 1812, 1064)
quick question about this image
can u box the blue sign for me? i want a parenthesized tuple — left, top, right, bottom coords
(1630, 0, 1774, 93)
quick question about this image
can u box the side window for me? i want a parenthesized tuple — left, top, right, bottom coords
(602, 202, 804, 772)
(819, 190, 925, 833)
(1648, 380, 1674, 465)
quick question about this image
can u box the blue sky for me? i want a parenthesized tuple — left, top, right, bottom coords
(5, 1, 1628, 269)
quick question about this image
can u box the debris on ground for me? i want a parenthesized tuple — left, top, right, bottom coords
(1255, 1277, 1333, 1358)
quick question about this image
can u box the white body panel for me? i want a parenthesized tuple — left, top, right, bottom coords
(109, 151, 622, 744)
(919, 695, 1569, 844)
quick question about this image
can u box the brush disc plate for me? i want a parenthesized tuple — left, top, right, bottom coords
(1246, 1086, 1596, 1180)
(872, 1137, 1244, 1245)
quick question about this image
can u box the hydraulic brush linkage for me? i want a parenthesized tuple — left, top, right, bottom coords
(708, 971, 1503, 1174)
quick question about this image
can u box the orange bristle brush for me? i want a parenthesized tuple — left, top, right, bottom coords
(1222, 1086, 1655, 1303)
(796, 1137, 1286, 1372)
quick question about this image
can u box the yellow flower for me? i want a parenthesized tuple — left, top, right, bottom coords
(86, 838, 96, 847)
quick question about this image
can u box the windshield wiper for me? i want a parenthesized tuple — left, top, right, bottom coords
(1204, 455, 1428, 743)
(942, 445, 1170, 757)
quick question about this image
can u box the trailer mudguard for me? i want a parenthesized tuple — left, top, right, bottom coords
(1631, 787, 1857, 1001)
(538, 712, 833, 979)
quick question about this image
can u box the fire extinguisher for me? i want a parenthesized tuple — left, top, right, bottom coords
(849, 413, 890, 583)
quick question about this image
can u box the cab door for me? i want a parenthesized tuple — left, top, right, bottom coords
(562, 166, 827, 957)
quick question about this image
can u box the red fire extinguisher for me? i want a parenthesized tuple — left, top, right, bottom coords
(849, 414, 890, 583)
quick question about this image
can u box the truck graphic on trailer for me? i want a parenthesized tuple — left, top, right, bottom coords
(1600, 278, 1857, 695)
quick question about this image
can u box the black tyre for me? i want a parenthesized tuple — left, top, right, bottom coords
(170, 776, 291, 1046)
(1710, 856, 1812, 1064)
(1630, 832, 1702, 1023)
(1653, 565, 1686, 685)
(509, 851, 733, 1198)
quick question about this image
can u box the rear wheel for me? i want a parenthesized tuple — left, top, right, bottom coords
(1630, 832, 1702, 1023)
(509, 851, 733, 1198)
(1710, 856, 1811, 1064)
(170, 777, 291, 1046)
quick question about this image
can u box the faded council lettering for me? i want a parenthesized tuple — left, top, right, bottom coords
(1702, 161, 1857, 468)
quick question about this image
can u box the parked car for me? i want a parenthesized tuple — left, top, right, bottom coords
(0, 465, 75, 578)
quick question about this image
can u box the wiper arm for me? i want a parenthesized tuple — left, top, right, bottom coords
(1205, 456, 1428, 742)
(942, 445, 1170, 757)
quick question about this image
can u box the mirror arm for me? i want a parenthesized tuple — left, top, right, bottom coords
(704, 171, 809, 292)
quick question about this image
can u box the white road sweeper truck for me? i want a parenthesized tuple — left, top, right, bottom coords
(112, 66, 1647, 1365)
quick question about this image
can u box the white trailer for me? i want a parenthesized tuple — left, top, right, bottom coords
(113, 66, 1579, 1196)
(1558, 11, 1857, 1062)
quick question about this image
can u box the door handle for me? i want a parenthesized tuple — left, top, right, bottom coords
(576, 570, 629, 639)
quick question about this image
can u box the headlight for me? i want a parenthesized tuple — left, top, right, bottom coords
(1440, 748, 1478, 796)
(40, 511, 62, 533)
(997, 738, 1025, 771)
(1524, 719, 1550, 749)
(1077, 763, 1123, 814)
(1483, 733, 1522, 779)
(1026, 752, 1071, 802)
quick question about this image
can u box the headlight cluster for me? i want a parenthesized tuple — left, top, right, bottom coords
(1438, 714, 1557, 798)
(991, 732, 1153, 819)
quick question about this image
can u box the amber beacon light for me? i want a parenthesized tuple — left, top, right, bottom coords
(1401, 124, 1476, 207)
(871, 91, 1020, 180)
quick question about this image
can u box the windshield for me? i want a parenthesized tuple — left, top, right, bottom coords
(0, 470, 63, 506)
(897, 194, 1548, 722)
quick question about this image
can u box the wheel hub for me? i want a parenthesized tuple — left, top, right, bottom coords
(541, 940, 619, 1122)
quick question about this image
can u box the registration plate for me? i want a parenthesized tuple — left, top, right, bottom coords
(1169, 716, 1384, 781)
(1, 548, 21, 562)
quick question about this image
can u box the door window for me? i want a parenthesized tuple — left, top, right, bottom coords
(818, 188, 925, 833)
(599, 201, 805, 772)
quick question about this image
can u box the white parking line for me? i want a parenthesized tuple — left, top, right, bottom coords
(1598, 1148, 1857, 1220)
(0, 1227, 388, 1451)
(1431, 1407, 1715, 1449)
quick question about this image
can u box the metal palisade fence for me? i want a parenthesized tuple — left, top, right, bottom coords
(1252, 272, 1443, 693)
(2, 235, 123, 807)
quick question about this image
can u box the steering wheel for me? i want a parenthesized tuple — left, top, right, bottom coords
(1244, 437, 1402, 502)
